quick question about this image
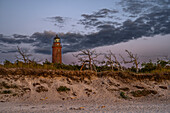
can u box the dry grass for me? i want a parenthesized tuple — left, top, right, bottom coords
(0, 81, 18, 89)
(131, 90, 157, 97)
(151, 68, 170, 73)
(0, 67, 169, 82)
(97, 71, 170, 81)
(0, 90, 12, 94)
(57, 86, 70, 92)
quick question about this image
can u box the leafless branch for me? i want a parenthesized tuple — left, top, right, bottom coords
(73, 49, 100, 71)
(16, 46, 32, 63)
(105, 50, 122, 71)
(120, 50, 140, 73)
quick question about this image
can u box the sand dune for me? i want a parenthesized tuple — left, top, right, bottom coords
(0, 68, 169, 112)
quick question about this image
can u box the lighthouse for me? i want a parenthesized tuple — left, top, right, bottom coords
(52, 35, 62, 64)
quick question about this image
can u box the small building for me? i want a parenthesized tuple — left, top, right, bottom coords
(52, 35, 62, 64)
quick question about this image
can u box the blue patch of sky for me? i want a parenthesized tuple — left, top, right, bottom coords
(0, 0, 116, 35)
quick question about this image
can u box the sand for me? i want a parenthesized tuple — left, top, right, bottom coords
(0, 98, 170, 113)
(0, 69, 170, 112)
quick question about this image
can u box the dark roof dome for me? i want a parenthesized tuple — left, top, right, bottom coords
(54, 35, 60, 39)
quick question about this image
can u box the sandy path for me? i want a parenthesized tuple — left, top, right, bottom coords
(0, 99, 169, 113)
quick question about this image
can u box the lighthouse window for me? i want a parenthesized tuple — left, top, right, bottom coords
(56, 39, 60, 42)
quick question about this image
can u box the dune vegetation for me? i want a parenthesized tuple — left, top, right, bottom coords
(0, 49, 169, 104)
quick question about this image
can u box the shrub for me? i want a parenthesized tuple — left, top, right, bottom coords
(0, 82, 10, 89)
(1, 90, 12, 94)
(57, 86, 70, 92)
(43, 59, 52, 65)
(0, 82, 18, 89)
(3, 60, 13, 68)
(120, 92, 128, 99)
(131, 90, 157, 97)
(157, 59, 169, 68)
(128, 66, 136, 72)
(141, 60, 156, 72)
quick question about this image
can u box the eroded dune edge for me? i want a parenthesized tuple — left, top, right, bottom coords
(0, 68, 169, 112)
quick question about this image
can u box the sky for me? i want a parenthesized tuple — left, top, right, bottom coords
(0, 0, 170, 65)
(0, 0, 115, 35)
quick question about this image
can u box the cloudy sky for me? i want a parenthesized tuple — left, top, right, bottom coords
(0, 0, 170, 64)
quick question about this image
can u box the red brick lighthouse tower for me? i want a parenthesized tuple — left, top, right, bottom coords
(52, 35, 62, 64)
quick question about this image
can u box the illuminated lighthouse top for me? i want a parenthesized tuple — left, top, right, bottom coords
(54, 35, 61, 43)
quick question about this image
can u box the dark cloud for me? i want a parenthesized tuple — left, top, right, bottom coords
(46, 16, 65, 23)
(1, 50, 18, 53)
(30, 31, 56, 55)
(31, 31, 55, 46)
(13, 34, 28, 39)
(0, 34, 3, 38)
(34, 48, 51, 55)
(119, 0, 170, 15)
(79, 0, 170, 30)
(79, 8, 119, 28)
(45, 16, 71, 27)
(81, 8, 118, 20)
(59, 7, 170, 54)
(120, 0, 152, 14)
(0, 34, 35, 44)
(97, 25, 115, 30)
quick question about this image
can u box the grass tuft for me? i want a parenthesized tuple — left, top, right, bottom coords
(131, 90, 157, 97)
(120, 92, 128, 99)
(57, 86, 70, 92)
(0, 82, 18, 89)
(1, 90, 12, 94)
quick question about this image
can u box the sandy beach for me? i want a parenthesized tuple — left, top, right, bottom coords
(0, 98, 170, 113)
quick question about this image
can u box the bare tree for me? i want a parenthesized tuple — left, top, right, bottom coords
(105, 52, 114, 70)
(73, 49, 100, 71)
(16, 46, 32, 63)
(120, 50, 140, 73)
(105, 50, 122, 71)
